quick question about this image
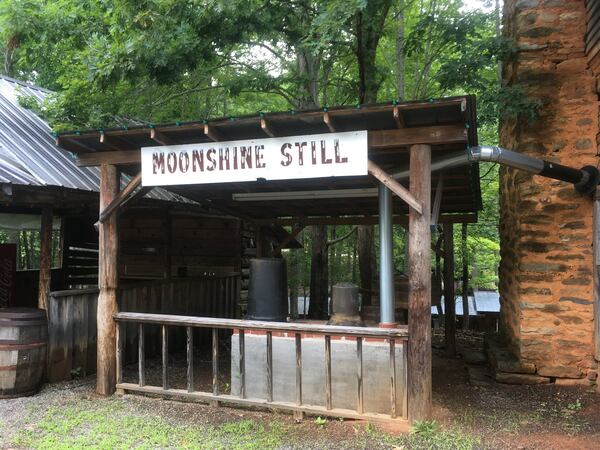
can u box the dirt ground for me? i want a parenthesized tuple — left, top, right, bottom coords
(1, 332, 599, 449)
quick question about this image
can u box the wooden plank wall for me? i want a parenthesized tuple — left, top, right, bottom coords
(47, 288, 99, 382)
(46, 275, 240, 382)
(120, 210, 242, 279)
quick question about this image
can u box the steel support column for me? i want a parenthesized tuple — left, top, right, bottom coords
(379, 183, 395, 325)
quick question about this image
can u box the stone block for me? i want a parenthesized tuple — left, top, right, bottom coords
(554, 378, 590, 386)
(537, 365, 583, 379)
(496, 360, 536, 374)
(496, 372, 550, 385)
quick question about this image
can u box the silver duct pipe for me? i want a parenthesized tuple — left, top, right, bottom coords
(393, 145, 599, 195)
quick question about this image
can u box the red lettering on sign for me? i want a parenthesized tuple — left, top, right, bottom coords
(192, 150, 204, 172)
(320, 140, 332, 164)
(255, 145, 265, 168)
(153, 152, 165, 174)
(280, 143, 292, 166)
(206, 149, 216, 171)
(167, 152, 177, 173)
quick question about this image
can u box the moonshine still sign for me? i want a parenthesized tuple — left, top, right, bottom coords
(141, 131, 368, 186)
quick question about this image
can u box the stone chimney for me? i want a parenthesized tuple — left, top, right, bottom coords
(499, 0, 598, 381)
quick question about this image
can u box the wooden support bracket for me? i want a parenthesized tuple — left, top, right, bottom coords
(323, 112, 336, 132)
(150, 128, 176, 146)
(393, 106, 405, 128)
(431, 175, 444, 226)
(260, 118, 277, 138)
(204, 124, 223, 142)
(367, 160, 423, 215)
(99, 172, 142, 223)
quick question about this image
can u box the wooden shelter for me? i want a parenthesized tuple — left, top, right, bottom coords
(57, 96, 481, 424)
(0, 75, 243, 382)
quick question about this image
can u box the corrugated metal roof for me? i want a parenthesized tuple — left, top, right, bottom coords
(0, 75, 190, 203)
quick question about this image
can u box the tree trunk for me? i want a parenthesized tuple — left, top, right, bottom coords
(308, 225, 328, 319)
(395, 0, 406, 100)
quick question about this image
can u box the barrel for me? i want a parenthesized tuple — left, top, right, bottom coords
(0, 308, 48, 398)
(247, 258, 288, 321)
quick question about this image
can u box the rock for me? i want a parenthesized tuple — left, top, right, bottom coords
(495, 372, 551, 385)
(496, 360, 536, 374)
(515, 0, 539, 10)
(463, 351, 487, 365)
(587, 370, 597, 382)
(554, 378, 590, 387)
(537, 365, 583, 379)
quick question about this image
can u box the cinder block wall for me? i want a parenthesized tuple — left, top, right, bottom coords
(499, 0, 598, 379)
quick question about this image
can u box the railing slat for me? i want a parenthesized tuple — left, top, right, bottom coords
(266, 331, 273, 402)
(186, 326, 193, 392)
(138, 323, 145, 387)
(357, 337, 363, 414)
(239, 329, 245, 398)
(162, 324, 169, 390)
(402, 339, 408, 418)
(212, 328, 219, 396)
(389, 338, 396, 419)
(116, 322, 123, 386)
(295, 333, 302, 406)
(325, 335, 332, 410)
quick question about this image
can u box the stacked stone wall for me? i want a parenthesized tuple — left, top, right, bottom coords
(499, 0, 598, 379)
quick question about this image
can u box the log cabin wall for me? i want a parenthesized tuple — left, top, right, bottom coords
(499, 0, 598, 381)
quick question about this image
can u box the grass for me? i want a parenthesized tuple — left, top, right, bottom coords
(13, 399, 286, 450)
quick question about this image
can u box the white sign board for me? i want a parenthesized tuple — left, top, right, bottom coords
(141, 130, 368, 186)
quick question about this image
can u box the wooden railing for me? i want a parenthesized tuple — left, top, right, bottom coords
(46, 274, 240, 382)
(114, 312, 409, 423)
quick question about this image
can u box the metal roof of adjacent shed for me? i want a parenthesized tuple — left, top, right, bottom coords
(0, 76, 189, 203)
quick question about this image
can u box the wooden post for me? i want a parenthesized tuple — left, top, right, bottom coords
(407, 144, 432, 423)
(97, 164, 119, 396)
(38, 207, 53, 311)
(443, 224, 456, 357)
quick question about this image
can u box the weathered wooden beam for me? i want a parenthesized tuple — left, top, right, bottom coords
(443, 224, 456, 358)
(151, 128, 176, 146)
(368, 125, 467, 150)
(76, 150, 140, 167)
(38, 206, 53, 311)
(97, 164, 120, 396)
(407, 144, 432, 423)
(367, 160, 422, 214)
(114, 312, 409, 338)
(98, 172, 142, 223)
